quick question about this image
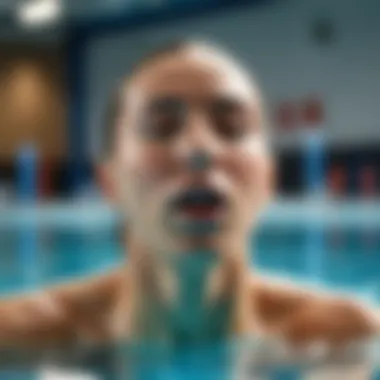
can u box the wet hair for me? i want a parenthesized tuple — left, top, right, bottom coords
(101, 40, 193, 158)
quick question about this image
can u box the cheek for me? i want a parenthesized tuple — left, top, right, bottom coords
(228, 142, 272, 198)
(116, 144, 177, 225)
(119, 142, 175, 192)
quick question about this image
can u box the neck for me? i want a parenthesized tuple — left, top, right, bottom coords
(114, 238, 256, 346)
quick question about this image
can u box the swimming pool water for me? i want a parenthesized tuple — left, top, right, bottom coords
(1, 221, 379, 298)
(0, 208, 379, 379)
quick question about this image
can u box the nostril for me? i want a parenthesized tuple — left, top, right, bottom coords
(187, 151, 212, 171)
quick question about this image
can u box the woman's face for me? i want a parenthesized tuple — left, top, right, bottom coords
(111, 47, 273, 258)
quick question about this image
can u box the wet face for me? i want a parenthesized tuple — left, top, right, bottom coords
(111, 46, 272, 258)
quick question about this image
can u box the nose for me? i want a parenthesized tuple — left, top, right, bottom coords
(174, 112, 222, 171)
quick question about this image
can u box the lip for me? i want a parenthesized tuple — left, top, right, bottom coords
(168, 186, 228, 237)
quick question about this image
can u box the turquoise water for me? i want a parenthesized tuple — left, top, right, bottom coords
(1, 221, 379, 296)
(0, 213, 379, 379)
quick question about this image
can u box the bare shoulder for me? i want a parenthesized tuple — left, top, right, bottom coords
(252, 273, 379, 342)
(0, 269, 122, 313)
(51, 269, 123, 310)
(0, 270, 123, 348)
(252, 274, 328, 323)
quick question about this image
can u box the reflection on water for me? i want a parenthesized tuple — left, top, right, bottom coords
(2, 338, 379, 379)
(80, 338, 380, 379)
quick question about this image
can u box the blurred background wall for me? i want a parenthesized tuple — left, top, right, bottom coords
(87, 0, 380, 152)
(0, 0, 378, 199)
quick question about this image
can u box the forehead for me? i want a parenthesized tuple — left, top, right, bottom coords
(126, 47, 260, 107)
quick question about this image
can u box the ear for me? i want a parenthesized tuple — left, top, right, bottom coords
(96, 160, 118, 204)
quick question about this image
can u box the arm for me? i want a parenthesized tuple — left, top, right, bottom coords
(0, 271, 120, 367)
(254, 275, 379, 346)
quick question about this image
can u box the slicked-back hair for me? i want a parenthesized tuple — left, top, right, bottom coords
(101, 40, 193, 159)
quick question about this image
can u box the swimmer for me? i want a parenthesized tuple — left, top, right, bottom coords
(0, 41, 379, 370)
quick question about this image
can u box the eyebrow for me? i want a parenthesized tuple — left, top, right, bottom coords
(210, 96, 247, 112)
(146, 94, 249, 111)
(146, 97, 185, 113)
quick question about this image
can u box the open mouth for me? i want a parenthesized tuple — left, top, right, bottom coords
(171, 187, 227, 220)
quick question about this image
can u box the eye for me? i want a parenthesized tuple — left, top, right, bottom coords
(144, 113, 181, 140)
(210, 100, 251, 141)
(215, 113, 249, 140)
(141, 98, 185, 141)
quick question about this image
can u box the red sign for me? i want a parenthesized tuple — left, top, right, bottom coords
(275, 102, 298, 130)
(302, 97, 324, 126)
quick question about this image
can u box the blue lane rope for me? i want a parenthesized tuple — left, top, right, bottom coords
(16, 145, 39, 289)
(303, 131, 326, 281)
